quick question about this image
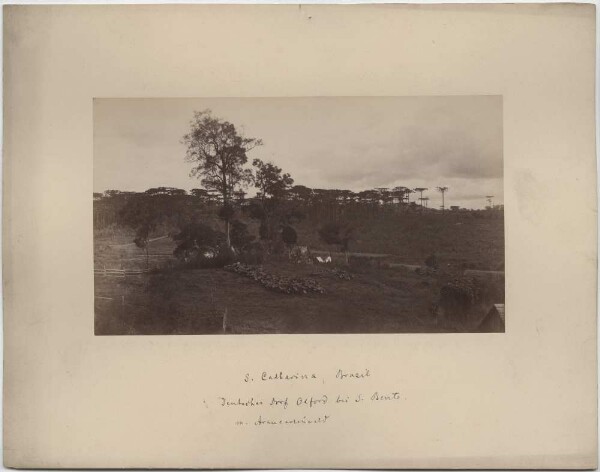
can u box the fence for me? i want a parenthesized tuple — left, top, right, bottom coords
(94, 267, 151, 278)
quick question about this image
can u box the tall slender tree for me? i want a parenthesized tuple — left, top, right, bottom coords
(182, 109, 262, 247)
(414, 187, 428, 210)
(436, 186, 449, 212)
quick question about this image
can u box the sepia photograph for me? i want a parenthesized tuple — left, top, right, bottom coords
(6, 4, 597, 469)
(94, 96, 504, 335)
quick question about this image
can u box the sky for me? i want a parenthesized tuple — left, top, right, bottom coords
(94, 96, 503, 209)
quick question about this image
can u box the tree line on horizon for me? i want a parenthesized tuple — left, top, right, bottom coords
(95, 183, 451, 209)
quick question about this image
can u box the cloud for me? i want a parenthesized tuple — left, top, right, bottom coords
(281, 116, 502, 192)
(94, 96, 503, 208)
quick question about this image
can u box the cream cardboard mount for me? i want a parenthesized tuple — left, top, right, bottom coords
(2, 4, 597, 469)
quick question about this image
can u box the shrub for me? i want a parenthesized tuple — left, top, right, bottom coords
(230, 220, 255, 252)
(173, 222, 226, 265)
(174, 222, 224, 249)
(438, 277, 479, 323)
(437, 275, 504, 325)
(318, 222, 355, 264)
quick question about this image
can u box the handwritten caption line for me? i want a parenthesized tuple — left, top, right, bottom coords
(209, 369, 403, 427)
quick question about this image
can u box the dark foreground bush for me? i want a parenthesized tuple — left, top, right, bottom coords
(436, 276, 504, 325)
(437, 277, 480, 323)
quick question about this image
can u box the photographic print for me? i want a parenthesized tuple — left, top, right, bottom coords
(94, 97, 504, 335)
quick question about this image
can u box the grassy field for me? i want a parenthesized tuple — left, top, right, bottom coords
(94, 212, 504, 335)
(295, 211, 504, 271)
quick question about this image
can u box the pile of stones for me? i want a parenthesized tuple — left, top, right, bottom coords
(225, 262, 325, 295)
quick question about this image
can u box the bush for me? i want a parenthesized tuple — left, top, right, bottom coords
(174, 222, 224, 250)
(438, 277, 479, 323)
(230, 220, 255, 251)
(281, 225, 298, 247)
(437, 276, 504, 325)
(173, 222, 227, 267)
(212, 246, 237, 268)
(318, 222, 354, 253)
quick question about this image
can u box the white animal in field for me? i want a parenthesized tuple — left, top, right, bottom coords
(316, 255, 332, 264)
